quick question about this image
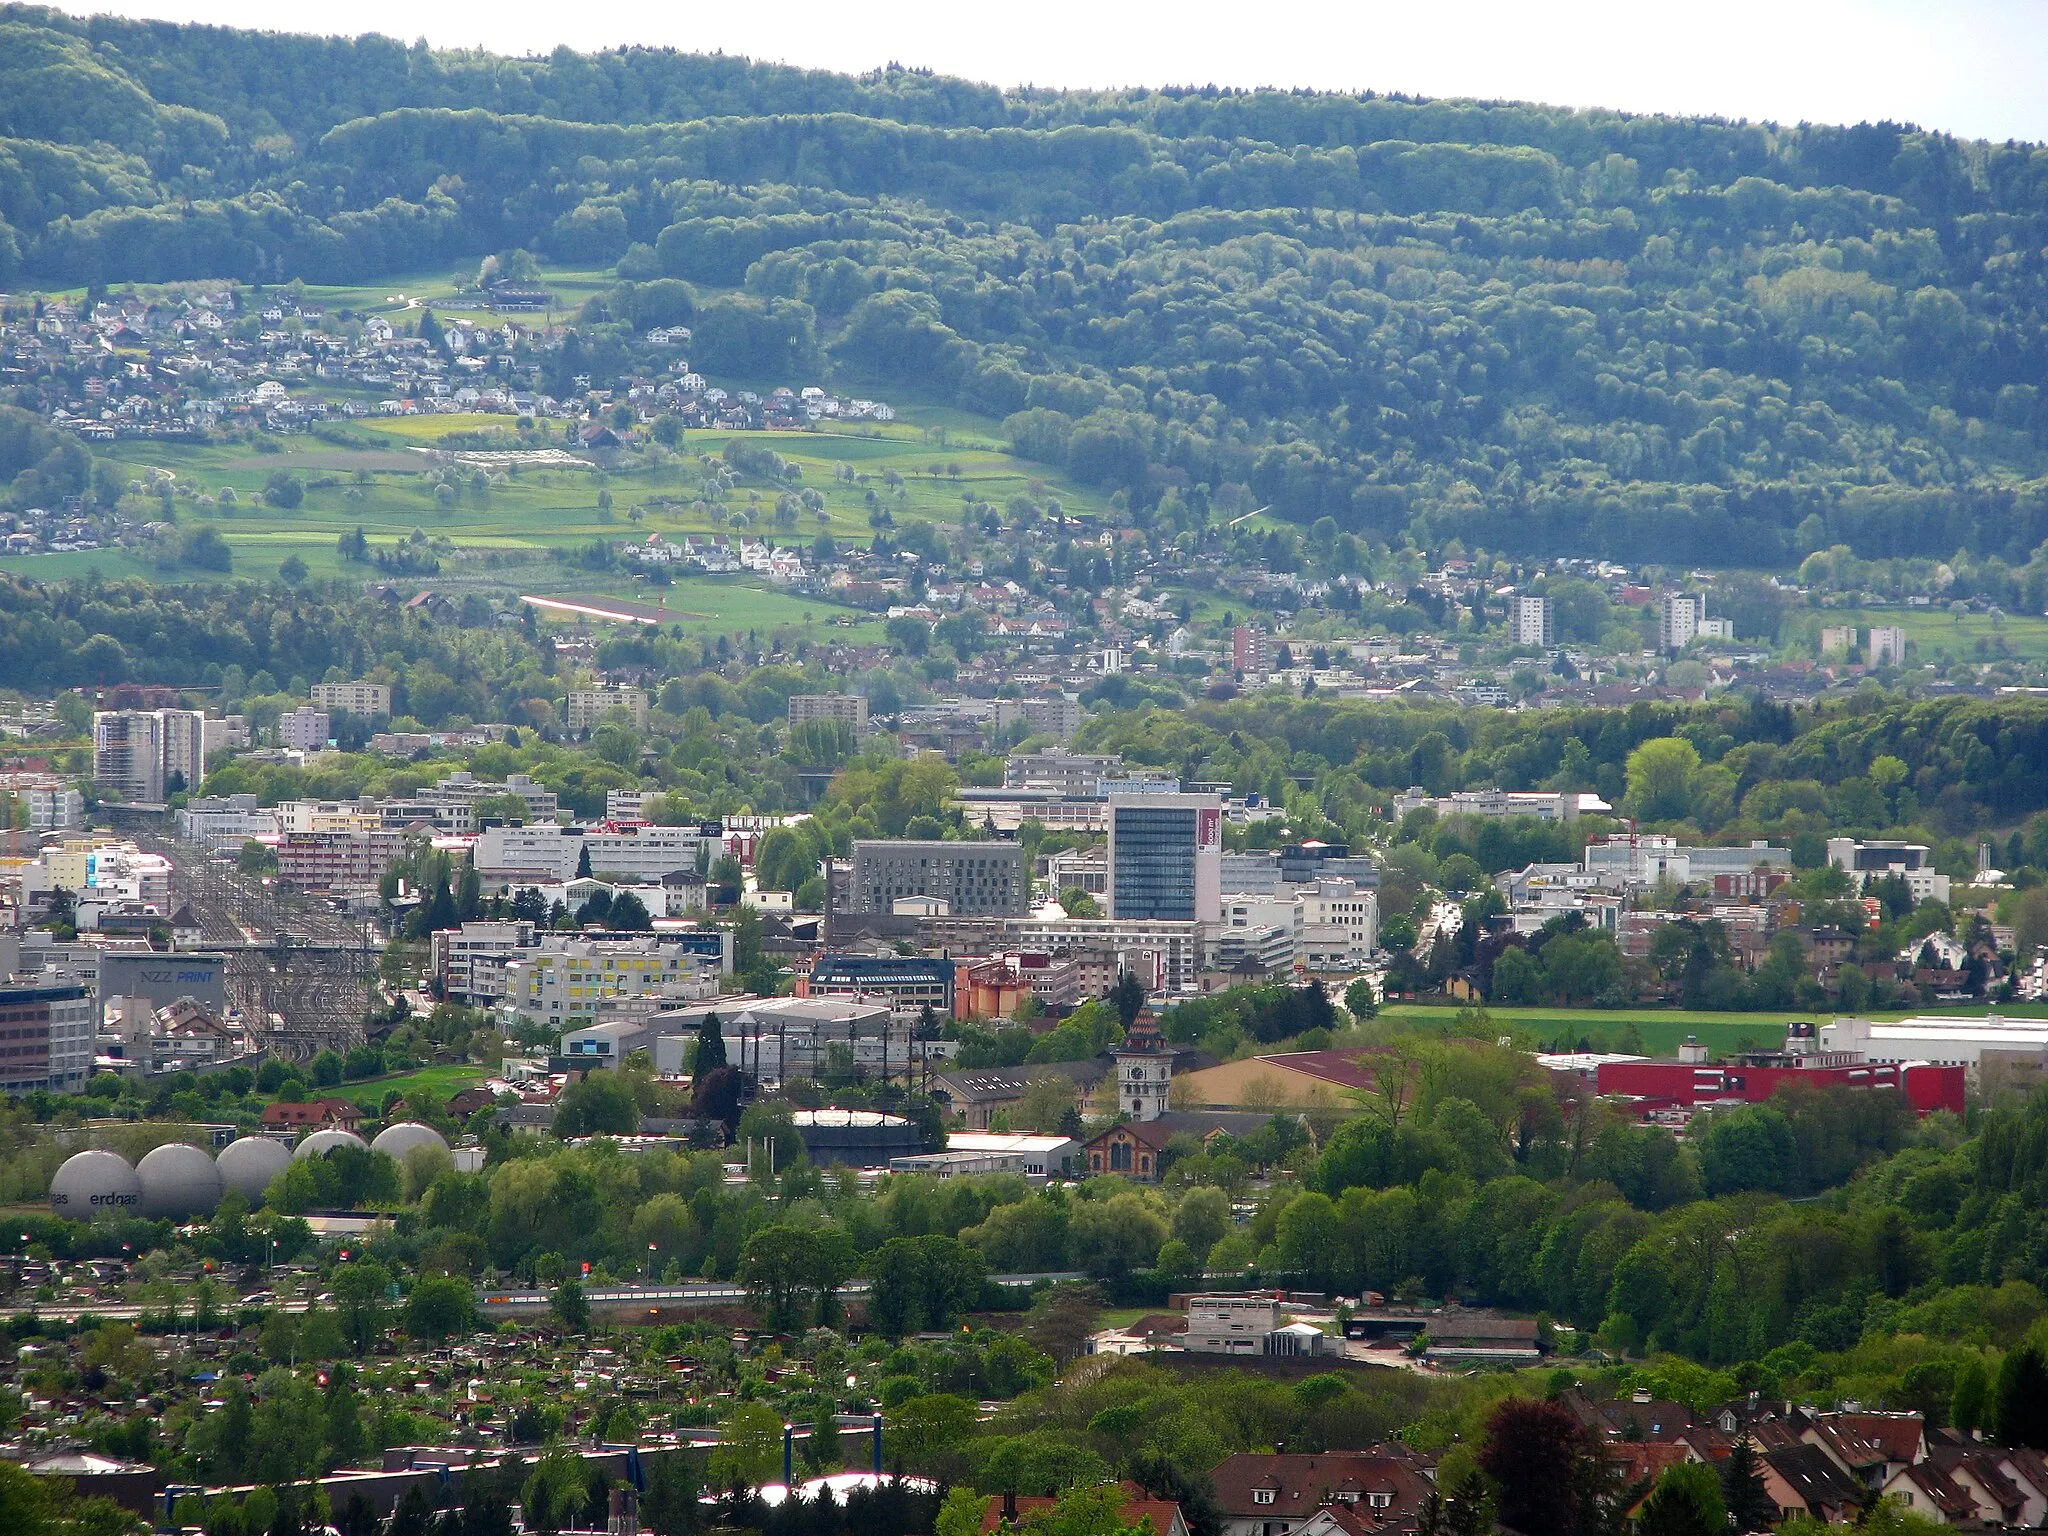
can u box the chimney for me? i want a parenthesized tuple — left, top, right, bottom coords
(1678, 1036, 1708, 1065)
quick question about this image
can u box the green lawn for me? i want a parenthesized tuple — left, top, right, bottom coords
(325, 1063, 487, 1110)
(1379, 1002, 2048, 1057)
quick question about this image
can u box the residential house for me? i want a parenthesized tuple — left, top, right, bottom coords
(1210, 1450, 1433, 1536)
(260, 1098, 364, 1132)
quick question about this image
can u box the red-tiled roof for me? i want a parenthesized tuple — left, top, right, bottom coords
(1831, 1411, 1924, 1466)
(1211, 1452, 1431, 1522)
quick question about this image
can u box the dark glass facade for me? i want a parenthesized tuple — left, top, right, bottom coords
(1110, 804, 1199, 920)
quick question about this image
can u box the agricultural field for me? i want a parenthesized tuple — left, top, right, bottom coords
(0, 400, 1099, 638)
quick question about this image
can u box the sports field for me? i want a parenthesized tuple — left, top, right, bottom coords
(1377, 1001, 2048, 1057)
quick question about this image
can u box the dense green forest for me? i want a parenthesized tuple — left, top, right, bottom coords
(6, 10, 2048, 564)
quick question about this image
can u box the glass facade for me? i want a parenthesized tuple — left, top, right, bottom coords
(1110, 805, 1199, 920)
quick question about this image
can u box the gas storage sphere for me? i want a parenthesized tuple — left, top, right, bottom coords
(292, 1128, 369, 1160)
(136, 1142, 224, 1220)
(216, 1136, 292, 1204)
(369, 1122, 449, 1162)
(49, 1150, 141, 1220)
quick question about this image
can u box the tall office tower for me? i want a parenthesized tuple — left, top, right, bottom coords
(1106, 792, 1223, 923)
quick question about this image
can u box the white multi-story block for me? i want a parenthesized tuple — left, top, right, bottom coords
(788, 693, 869, 733)
(1659, 592, 1704, 652)
(567, 686, 649, 731)
(311, 681, 392, 717)
(277, 707, 331, 752)
(1511, 594, 1555, 648)
(22, 787, 83, 833)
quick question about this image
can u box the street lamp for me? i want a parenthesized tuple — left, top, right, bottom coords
(647, 1243, 658, 1283)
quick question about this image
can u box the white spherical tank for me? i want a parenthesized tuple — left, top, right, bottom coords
(49, 1150, 142, 1221)
(369, 1122, 449, 1162)
(216, 1136, 293, 1204)
(292, 1128, 370, 1161)
(135, 1142, 224, 1220)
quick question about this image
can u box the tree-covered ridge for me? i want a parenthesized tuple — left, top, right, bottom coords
(5, 11, 2048, 562)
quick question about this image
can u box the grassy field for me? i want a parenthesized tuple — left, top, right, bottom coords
(1811, 607, 2048, 666)
(326, 1063, 486, 1110)
(1, 251, 1105, 607)
(1, 409, 1094, 625)
(1377, 1001, 2048, 1057)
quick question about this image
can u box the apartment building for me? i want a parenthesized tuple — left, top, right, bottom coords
(1004, 915, 1211, 992)
(788, 693, 869, 732)
(1511, 594, 1555, 648)
(1296, 877, 1379, 971)
(1659, 592, 1705, 652)
(92, 709, 207, 802)
(994, 695, 1081, 741)
(277, 706, 331, 752)
(311, 681, 392, 717)
(1004, 752, 1125, 795)
(430, 920, 537, 1004)
(567, 685, 649, 731)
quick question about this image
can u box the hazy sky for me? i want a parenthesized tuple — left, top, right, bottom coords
(66, 0, 2048, 143)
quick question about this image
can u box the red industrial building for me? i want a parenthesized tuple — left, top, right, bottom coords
(1596, 1056, 1965, 1119)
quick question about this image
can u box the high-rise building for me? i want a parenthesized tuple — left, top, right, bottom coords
(1106, 792, 1222, 923)
(1231, 627, 1268, 674)
(1511, 594, 1555, 648)
(277, 706, 331, 751)
(849, 839, 1028, 916)
(788, 693, 869, 733)
(1869, 626, 1908, 667)
(92, 709, 208, 803)
(1659, 592, 1705, 653)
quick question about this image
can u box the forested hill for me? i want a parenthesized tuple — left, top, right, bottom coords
(7, 9, 2048, 566)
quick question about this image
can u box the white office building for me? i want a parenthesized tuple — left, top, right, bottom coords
(22, 786, 83, 834)
(474, 822, 717, 885)
(1827, 838, 1951, 903)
